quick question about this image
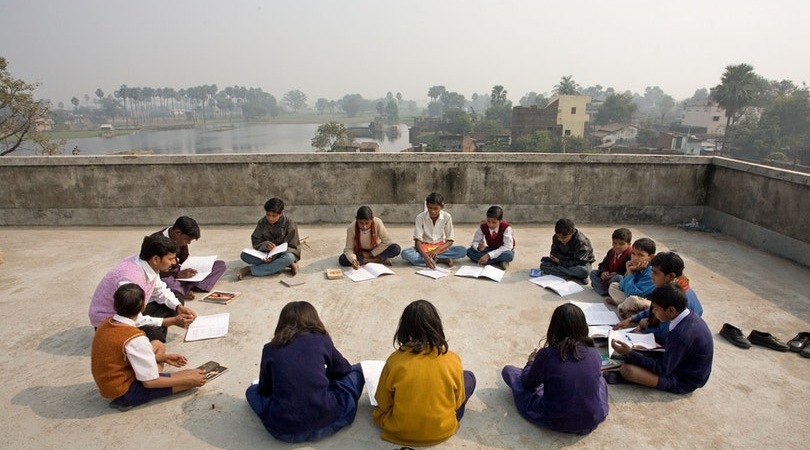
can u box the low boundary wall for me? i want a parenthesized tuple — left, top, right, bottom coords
(1, 153, 808, 265)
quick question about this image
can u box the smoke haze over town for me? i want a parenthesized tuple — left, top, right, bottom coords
(2, 0, 809, 106)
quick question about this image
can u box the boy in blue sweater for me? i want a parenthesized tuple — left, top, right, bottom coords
(613, 252, 704, 344)
(610, 283, 713, 394)
(606, 237, 656, 311)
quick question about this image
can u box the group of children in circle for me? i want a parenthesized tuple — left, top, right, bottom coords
(88, 191, 713, 446)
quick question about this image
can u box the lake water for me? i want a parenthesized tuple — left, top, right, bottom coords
(62, 122, 411, 155)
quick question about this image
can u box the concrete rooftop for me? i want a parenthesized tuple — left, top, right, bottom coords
(1, 223, 809, 449)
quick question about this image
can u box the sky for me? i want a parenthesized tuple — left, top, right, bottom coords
(2, 0, 809, 107)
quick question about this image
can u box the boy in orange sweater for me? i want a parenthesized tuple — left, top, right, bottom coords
(91, 284, 205, 411)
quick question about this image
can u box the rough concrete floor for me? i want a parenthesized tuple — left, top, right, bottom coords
(1, 224, 809, 450)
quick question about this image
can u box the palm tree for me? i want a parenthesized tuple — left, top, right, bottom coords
(490, 85, 508, 106)
(711, 63, 758, 154)
(553, 76, 580, 95)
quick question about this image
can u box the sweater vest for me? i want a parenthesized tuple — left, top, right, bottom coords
(91, 318, 146, 399)
(481, 221, 514, 249)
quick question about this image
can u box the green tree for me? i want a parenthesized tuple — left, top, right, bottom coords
(70, 96, 79, 111)
(490, 85, 508, 106)
(311, 121, 353, 152)
(441, 91, 466, 110)
(384, 99, 399, 122)
(315, 98, 329, 114)
(513, 130, 553, 152)
(427, 85, 446, 102)
(1, 57, 59, 155)
(594, 92, 637, 124)
(341, 94, 365, 117)
(710, 63, 758, 153)
(636, 127, 659, 146)
(446, 112, 474, 134)
(95, 88, 104, 101)
(283, 89, 308, 112)
(554, 75, 580, 95)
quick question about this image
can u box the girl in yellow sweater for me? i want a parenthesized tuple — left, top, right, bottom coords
(372, 299, 476, 446)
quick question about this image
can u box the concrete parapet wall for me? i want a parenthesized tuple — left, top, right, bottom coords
(1, 153, 807, 264)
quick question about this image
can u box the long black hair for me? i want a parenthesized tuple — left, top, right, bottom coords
(544, 303, 594, 362)
(270, 301, 329, 346)
(393, 299, 449, 354)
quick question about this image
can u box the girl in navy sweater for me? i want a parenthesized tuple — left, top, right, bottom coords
(502, 303, 609, 434)
(245, 301, 364, 442)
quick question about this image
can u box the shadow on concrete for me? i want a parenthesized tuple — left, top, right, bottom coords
(181, 392, 274, 449)
(11, 382, 111, 419)
(37, 326, 94, 357)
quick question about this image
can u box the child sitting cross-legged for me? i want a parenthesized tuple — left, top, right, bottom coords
(610, 283, 714, 394)
(91, 284, 206, 411)
(613, 252, 704, 345)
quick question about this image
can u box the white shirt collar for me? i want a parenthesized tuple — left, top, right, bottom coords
(669, 308, 691, 331)
(135, 256, 159, 283)
(112, 314, 137, 326)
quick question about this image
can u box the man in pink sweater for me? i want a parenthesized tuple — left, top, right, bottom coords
(89, 235, 196, 342)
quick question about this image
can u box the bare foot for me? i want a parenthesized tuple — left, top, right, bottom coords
(604, 296, 619, 306)
(290, 261, 300, 276)
(236, 266, 251, 281)
(184, 291, 195, 301)
(445, 258, 455, 268)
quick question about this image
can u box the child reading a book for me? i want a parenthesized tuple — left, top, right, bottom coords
(606, 237, 657, 313)
(339, 206, 401, 268)
(613, 252, 704, 344)
(610, 283, 714, 394)
(238, 198, 301, 280)
(589, 228, 632, 298)
(401, 192, 467, 269)
(153, 216, 226, 300)
(539, 218, 595, 283)
(245, 301, 364, 443)
(373, 300, 476, 446)
(502, 303, 608, 435)
(91, 284, 206, 411)
(466, 205, 515, 270)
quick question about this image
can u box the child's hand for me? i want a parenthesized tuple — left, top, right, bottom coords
(164, 353, 188, 368)
(613, 318, 633, 330)
(351, 259, 361, 270)
(477, 241, 486, 251)
(477, 254, 490, 265)
(637, 318, 649, 330)
(611, 339, 632, 356)
(549, 255, 560, 264)
(601, 271, 611, 281)
(527, 348, 538, 363)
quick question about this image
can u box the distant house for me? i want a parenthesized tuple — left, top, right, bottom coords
(591, 123, 638, 146)
(358, 142, 380, 152)
(653, 131, 706, 155)
(511, 95, 591, 143)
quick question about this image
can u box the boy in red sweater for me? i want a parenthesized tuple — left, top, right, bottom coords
(589, 228, 632, 298)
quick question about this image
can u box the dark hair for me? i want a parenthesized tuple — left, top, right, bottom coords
(171, 216, 200, 240)
(355, 205, 374, 220)
(425, 192, 445, 206)
(270, 301, 329, 346)
(612, 228, 632, 243)
(554, 218, 575, 235)
(649, 283, 687, 313)
(264, 198, 285, 213)
(139, 235, 178, 260)
(632, 237, 656, 255)
(113, 283, 145, 317)
(394, 300, 448, 354)
(486, 205, 504, 220)
(650, 251, 684, 277)
(544, 303, 594, 362)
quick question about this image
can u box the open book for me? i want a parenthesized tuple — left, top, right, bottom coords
(196, 360, 228, 382)
(607, 327, 659, 357)
(241, 242, 289, 260)
(200, 290, 240, 305)
(185, 313, 230, 342)
(416, 266, 451, 280)
(360, 360, 386, 406)
(177, 255, 218, 282)
(528, 274, 584, 297)
(344, 263, 395, 282)
(570, 301, 620, 326)
(454, 265, 505, 282)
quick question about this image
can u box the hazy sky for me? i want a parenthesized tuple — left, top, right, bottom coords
(2, 0, 808, 106)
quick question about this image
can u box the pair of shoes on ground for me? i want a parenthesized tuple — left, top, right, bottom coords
(720, 323, 791, 351)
